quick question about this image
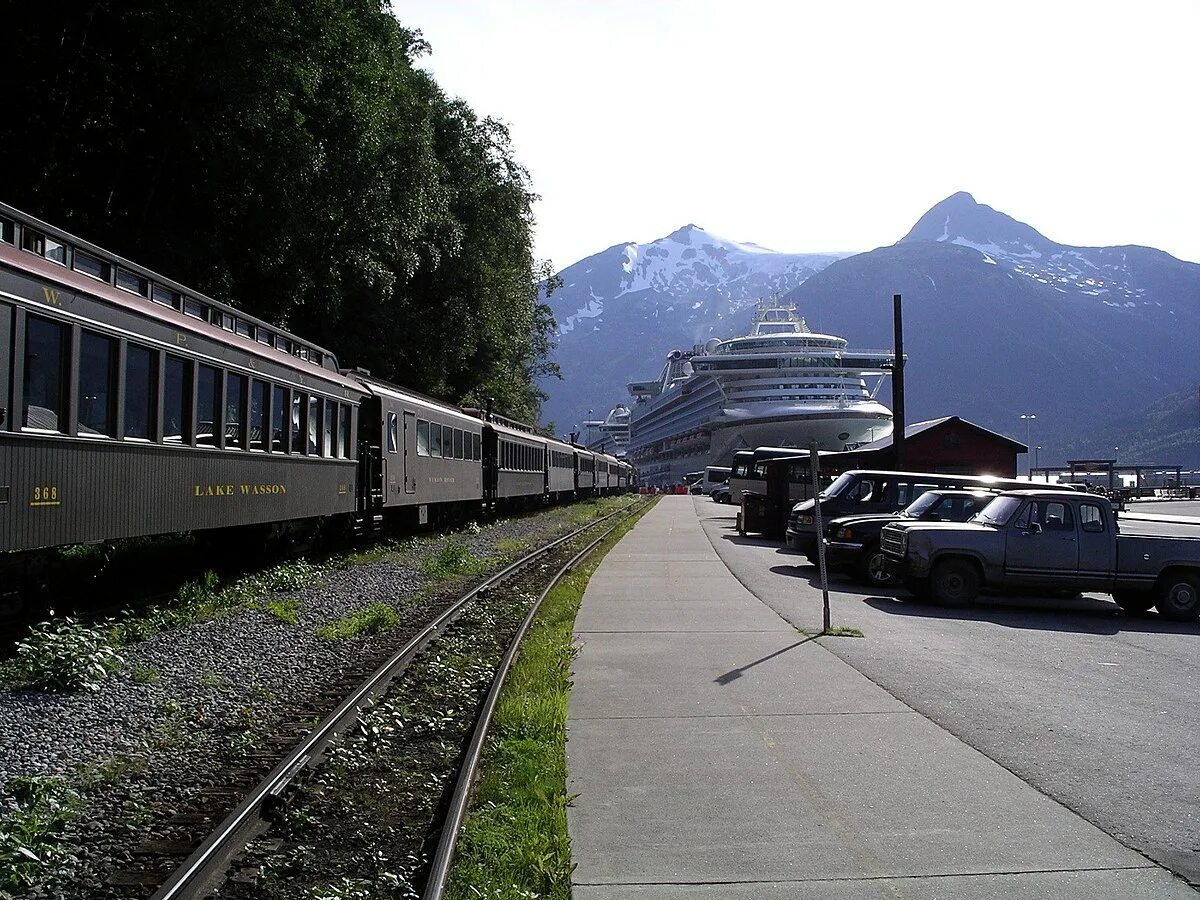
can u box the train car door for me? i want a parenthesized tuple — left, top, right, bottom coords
(0, 302, 10, 430)
(403, 411, 416, 493)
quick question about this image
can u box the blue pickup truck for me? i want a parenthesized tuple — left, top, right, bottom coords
(881, 490, 1200, 620)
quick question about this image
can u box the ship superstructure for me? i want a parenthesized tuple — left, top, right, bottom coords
(625, 299, 895, 484)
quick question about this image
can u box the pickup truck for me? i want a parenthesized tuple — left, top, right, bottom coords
(880, 490, 1200, 620)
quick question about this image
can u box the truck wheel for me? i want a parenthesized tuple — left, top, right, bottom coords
(930, 559, 980, 607)
(1154, 573, 1200, 621)
(857, 544, 894, 587)
(1112, 590, 1154, 614)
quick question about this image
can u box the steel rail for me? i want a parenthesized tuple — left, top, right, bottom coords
(150, 500, 641, 900)
(422, 500, 644, 898)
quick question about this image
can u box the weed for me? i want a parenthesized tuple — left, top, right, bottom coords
(316, 603, 399, 641)
(0, 775, 82, 893)
(129, 664, 160, 684)
(77, 754, 145, 790)
(4, 618, 123, 692)
(822, 626, 864, 638)
(419, 537, 484, 581)
(259, 597, 300, 624)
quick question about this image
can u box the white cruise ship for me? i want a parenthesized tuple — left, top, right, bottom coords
(626, 300, 895, 484)
(581, 405, 631, 457)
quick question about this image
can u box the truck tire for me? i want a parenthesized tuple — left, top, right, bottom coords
(1154, 572, 1200, 621)
(1112, 590, 1154, 614)
(930, 559, 980, 607)
(857, 543, 894, 587)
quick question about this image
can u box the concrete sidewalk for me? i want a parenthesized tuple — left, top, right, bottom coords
(565, 496, 1196, 898)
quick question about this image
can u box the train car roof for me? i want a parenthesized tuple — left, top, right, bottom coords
(490, 419, 550, 443)
(0, 202, 349, 381)
(352, 371, 485, 425)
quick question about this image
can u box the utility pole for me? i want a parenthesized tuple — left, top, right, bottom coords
(892, 294, 906, 470)
(809, 441, 830, 633)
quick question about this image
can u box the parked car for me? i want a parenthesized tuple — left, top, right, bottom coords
(785, 470, 1039, 557)
(822, 490, 998, 586)
(711, 483, 732, 504)
(880, 490, 1200, 620)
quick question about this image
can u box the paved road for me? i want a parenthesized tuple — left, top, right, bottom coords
(698, 498, 1200, 888)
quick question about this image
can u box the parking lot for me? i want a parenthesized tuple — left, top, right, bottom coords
(698, 497, 1200, 887)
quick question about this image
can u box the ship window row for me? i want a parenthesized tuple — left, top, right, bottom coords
(415, 418, 481, 461)
(722, 338, 844, 351)
(1, 213, 328, 369)
(501, 440, 544, 472)
(19, 313, 351, 456)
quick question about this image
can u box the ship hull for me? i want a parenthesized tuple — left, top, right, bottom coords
(629, 406, 893, 486)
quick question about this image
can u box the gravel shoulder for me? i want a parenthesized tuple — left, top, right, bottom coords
(0, 497, 634, 897)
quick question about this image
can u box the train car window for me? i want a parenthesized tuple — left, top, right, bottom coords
(416, 419, 428, 456)
(116, 268, 148, 296)
(22, 316, 68, 431)
(72, 249, 110, 282)
(308, 396, 319, 454)
(197, 364, 220, 447)
(218, 313, 235, 332)
(257, 329, 274, 347)
(431, 422, 443, 458)
(291, 393, 306, 453)
(44, 237, 66, 266)
(387, 412, 399, 453)
(124, 344, 156, 440)
(235, 319, 251, 338)
(21, 228, 45, 256)
(226, 372, 247, 449)
(272, 385, 287, 452)
(0, 215, 12, 243)
(151, 285, 178, 308)
(78, 332, 116, 436)
(472, 432, 481, 461)
(163, 355, 190, 443)
(183, 297, 204, 319)
(338, 405, 350, 458)
(249, 379, 267, 450)
(310, 350, 323, 367)
(453, 428, 464, 460)
(323, 401, 334, 457)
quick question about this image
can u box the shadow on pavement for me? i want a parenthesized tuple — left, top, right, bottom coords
(714, 634, 820, 685)
(862, 594, 1200, 637)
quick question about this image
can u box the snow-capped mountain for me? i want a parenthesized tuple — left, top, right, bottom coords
(783, 192, 1200, 465)
(540, 225, 847, 432)
(540, 193, 1200, 466)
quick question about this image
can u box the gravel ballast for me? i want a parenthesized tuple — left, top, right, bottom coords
(0, 498, 635, 897)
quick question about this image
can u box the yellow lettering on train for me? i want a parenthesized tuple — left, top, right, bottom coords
(42, 288, 62, 306)
(175, 332, 188, 346)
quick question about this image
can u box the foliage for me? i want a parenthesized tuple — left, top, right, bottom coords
(5, 618, 124, 692)
(316, 603, 399, 640)
(446, 501, 653, 897)
(419, 536, 485, 581)
(0, 1, 559, 422)
(0, 776, 82, 893)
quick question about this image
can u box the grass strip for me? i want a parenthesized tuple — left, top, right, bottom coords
(445, 498, 656, 899)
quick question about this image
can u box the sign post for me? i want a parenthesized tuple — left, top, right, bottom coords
(809, 440, 831, 633)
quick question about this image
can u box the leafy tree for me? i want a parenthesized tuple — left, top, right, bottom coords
(0, 0, 558, 422)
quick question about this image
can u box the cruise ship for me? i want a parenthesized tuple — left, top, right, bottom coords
(581, 405, 631, 458)
(625, 300, 895, 484)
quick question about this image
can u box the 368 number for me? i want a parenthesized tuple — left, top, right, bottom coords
(32, 485, 59, 502)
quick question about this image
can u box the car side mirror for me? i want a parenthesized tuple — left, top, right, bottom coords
(1026, 522, 1043, 535)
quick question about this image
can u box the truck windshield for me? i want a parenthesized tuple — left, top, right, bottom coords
(822, 472, 858, 499)
(903, 492, 942, 518)
(976, 495, 1023, 526)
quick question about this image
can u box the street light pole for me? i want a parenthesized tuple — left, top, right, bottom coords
(1019, 414, 1036, 475)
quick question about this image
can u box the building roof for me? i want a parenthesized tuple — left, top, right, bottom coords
(852, 416, 1028, 453)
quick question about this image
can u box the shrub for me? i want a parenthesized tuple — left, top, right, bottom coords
(0, 776, 82, 893)
(8, 618, 123, 692)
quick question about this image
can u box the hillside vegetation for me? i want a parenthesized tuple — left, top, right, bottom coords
(0, 0, 558, 421)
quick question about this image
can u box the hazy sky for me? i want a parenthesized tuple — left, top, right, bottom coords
(399, 0, 1199, 270)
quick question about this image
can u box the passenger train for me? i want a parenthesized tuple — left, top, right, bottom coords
(0, 202, 633, 588)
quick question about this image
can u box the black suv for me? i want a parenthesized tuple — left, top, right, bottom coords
(821, 489, 997, 586)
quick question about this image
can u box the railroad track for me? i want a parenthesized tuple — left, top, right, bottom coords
(133, 498, 646, 900)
